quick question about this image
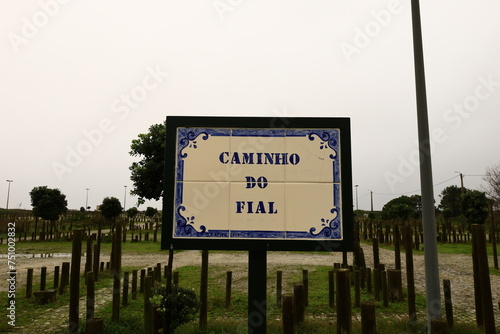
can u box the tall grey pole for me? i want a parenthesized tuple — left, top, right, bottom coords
(123, 186, 127, 211)
(85, 188, 89, 210)
(6, 180, 13, 211)
(410, 0, 442, 328)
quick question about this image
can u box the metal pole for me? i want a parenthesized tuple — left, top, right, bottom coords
(355, 185, 359, 211)
(6, 180, 13, 211)
(85, 188, 89, 210)
(370, 191, 374, 212)
(410, 0, 442, 329)
(123, 186, 127, 211)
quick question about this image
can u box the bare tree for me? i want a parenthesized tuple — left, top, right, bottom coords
(483, 162, 500, 208)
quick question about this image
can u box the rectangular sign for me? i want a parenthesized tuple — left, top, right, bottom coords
(162, 116, 353, 251)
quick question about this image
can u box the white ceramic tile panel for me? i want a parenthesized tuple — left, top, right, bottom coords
(229, 130, 286, 182)
(176, 181, 230, 233)
(285, 131, 336, 183)
(229, 181, 285, 235)
(179, 131, 231, 182)
(285, 183, 337, 235)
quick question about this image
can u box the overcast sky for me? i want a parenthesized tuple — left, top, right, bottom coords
(1, 0, 499, 212)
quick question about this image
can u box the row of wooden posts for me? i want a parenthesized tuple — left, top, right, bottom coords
(22, 223, 497, 333)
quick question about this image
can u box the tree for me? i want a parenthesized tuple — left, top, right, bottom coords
(484, 162, 500, 208)
(461, 190, 489, 226)
(438, 185, 464, 218)
(129, 122, 166, 206)
(100, 197, 123, 222)
(30, 186, 68, 238)
(145, 206, 159, 219)
(126, 207, 139, 220)
(381, 195, 422, 221)
(30, 186, 68, 221)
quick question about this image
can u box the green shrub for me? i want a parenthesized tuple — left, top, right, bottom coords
(150, 284, 200, 332)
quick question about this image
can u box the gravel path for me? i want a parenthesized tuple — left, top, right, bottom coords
(4, 244, 500, 332)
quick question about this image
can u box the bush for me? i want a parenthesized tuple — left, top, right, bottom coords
(150, 284, 199, 332)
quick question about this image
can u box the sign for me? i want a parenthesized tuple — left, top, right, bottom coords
(162, 116, 353, 251)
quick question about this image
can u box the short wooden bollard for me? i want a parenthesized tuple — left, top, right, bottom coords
(34, 289, 57, 304)
(152, 304, 160, 334)
(86, 271, 95, 331)
(443, 279, 454, 328)
(277, 270, 283, 308)
(40, 267, 47, 291)
(86, 318, 104, 334)
(100, 261, 104, 272)
(336, 269, 351, 334)
(123, 272, 129, 307)
(132, 270, 138, 300)
(354, 269, 361, 308)
(373, 268, 380, 301)
(302, 269, 309, 307)
(293, 283, 306, 326)
(381, 270, 389, 307)
(430, 319, 448, 334)
(53, 265, 60, 289)
(93, 244, 99, 282)
(361, 302, 376, 334)
(140, 269, 146, 293)
(143, 276, 153, 334)
(26, 268, 33, 298)
(387, 269, 403, 302)
(69, 230, 83, 334)
(372, 238, 380, 269)
(173, 271, 179, 286)
(328, 270, 335, 308)
(366, 267, 372, 294)
(282, 294, 295, 334)
(59, 262, 70, 295)
(156, 263, 162, 282)
(225, 271, 232, 309)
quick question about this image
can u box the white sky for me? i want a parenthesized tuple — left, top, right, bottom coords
(1, 0, 499, 212)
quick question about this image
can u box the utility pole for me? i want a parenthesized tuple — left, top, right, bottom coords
(85, 188, 89, 210)
(455, 171, 464, 194)
(354, 185, 359, 212)
(6, 180, 13, 211)
(370, 190, 373, 212)
(410, 0, 442, 328)
(123, 185, 127, 211)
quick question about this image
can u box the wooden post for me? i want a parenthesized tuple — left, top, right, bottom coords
(40, 267, 47, 291)
(93, 244, 99, 282)
(293, 283, 305, 326)
(53, 265, 60, 289)
(405, 225, 417, 323)
(361, 302, 376, 334)
(336, 269, 351, 334)
(199, 250, 208, 332)
(489, 204, 498, 270)
(85, 235, 93, 279)
(381, 270, 388, 307)
(430, 319, 448, 334)
(59, 262, 70, 295)
(112, 222, 122, 323)
(86, 271, 95, 332)
(394, 224, 401, 270)
(143, 276, 152, 334)
(366, 267, 372, 294)
(387, 269, 403, 302)
(69, 230, 83, 334)
(140, 269, 146, 293)
(354, 269, 361, 308)
(372, 238, 380, 269)
(443, 279, 453, 328)
(472, 224, 496, 333)
(328, 270, 335, 308)
(122, 271, 129, 307)
(471, 224, 484, 328)
(282, 294, 295, 334)
(373, 267, 380, 301)
(26, 268, 33, 298)
(173, 271, 179, 287)
(132, 270, 138, 300)
(277, 270, 283, 308)
(302, 269, 309, 307)
(225, 271, 232, 309)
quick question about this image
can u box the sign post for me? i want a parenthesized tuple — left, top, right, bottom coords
(162, 116, 353, 330)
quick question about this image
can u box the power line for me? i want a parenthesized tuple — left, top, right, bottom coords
(372, 175, 460, 196)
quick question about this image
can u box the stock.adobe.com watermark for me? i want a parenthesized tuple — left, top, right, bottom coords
(51, 65, 168, 182)
(340, 0, 403, 64)
(6, 222, 17, 327)
(384, 74, 500, 191)
(7, 0, 74, 53)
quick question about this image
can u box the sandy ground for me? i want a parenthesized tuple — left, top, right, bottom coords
(2, 244, 499, 325)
